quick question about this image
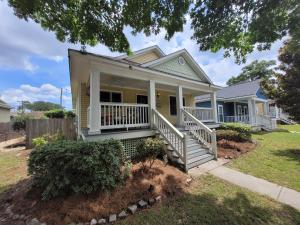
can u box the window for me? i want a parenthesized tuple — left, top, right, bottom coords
(218, 105, 224, 122)
(169, 96, 186, 116)
(100, 91, 122, 103)
(137, 95, 148, 104)
(237, 105, 242, 115)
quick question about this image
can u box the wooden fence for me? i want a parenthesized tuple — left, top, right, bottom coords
(26, 118, 76, 148)
(0, 122, 24, 142)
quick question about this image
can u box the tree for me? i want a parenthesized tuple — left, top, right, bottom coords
(227, 60, 276, 86)
(19, 101, 62, 111)
(261, 5, 300, 122)
(7, 0, 299, 62)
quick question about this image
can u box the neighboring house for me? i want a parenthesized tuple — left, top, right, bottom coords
(195, 79, 282, 130)
(69, 45, 221, 170)
(0, 100, 11, 123)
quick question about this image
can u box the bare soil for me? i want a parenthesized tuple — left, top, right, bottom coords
(217, 139, 256, 159)
(0, 160, 188, 225)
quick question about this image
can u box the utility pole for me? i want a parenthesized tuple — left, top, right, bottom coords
(60, 88, 63, 108)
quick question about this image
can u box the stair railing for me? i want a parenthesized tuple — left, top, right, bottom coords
(181, 109, 217, 159)
(152, 109, 187, 165)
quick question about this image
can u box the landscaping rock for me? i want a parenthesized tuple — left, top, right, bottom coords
(148, 198, 155, 205)
(90, 218, 97, 225)
(118, 210, 128, 218)
(98, 218, 106, 224)
(29, 218, 40, 225)
(128, 204, 137, 214)
(138, 200, 148, 208)
(5, 206, 12, 214)
(186, 178, 192, 184)
(12, 214, 20, 220)
(155, 195, 162, 202)
(109, 214, 117, 223)
(20, 214, 26, 220)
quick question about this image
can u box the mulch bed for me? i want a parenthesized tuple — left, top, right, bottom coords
(217, 139, 256, 159)
(0, 160, 188, 225)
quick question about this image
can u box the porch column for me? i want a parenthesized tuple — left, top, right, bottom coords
(88, 70, 101, 134)
(176, 85, 183, 127)
(233, 101, 237, 122)
(248, 99, 256, 125)
(263, 102, 269, 116)
(148, 80, 156, 128)
(211, 92, 218, 123)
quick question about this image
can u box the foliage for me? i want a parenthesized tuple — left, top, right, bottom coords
(220, 123, 252, 141)
(32, 133, 65, 148)
(261, 15, 300, 122)
(12, 114, 31, 131)
(227, 60, 276, 86)
(18, 101, 62, 111)
(8, 0, 299, 63)
(28, 139, 125, 200)
(64, 110, 76, 118)
(135, 138, 165, 170)
(217, 129, 246, 142)
(122, 161, 133, 180)
(7, 0, 190, 53)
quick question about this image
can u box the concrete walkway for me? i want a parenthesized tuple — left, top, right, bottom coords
(189, 160, 300, 211)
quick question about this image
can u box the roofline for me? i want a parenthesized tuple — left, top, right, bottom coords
(68, 49, 221, 90)
(115, 45, 165, 59)
(195, 94, 258, 103)
(141, 48, 213, 84)
(0, 103, 12, 109)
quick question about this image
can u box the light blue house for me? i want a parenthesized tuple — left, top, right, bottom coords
(195, 79, 278, 130)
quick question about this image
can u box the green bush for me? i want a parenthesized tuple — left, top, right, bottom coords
(32, 133, 65, 148)
(65, 110, 76, 118)
(12, 114, 31, 131)
(44, 109, 65, 118)
(135, 138, 165, 169)
(28, 139, 124, 200)
(220, 123, 252, 141)
(217, 129, 246, 142)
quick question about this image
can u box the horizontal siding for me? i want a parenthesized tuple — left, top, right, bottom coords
(80, 83, 90, 128)
(130, 52, 160, 64)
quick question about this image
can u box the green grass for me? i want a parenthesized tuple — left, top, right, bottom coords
(278, 124, 300, 132)
(117, 175, 300, 225)
(0, 151, 28, 193)
(228, 125, 300, 192)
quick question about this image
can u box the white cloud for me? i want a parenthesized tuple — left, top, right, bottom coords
(1, 84, 72, 109)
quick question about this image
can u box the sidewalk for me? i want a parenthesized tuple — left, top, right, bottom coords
(189, 160, 300, 211)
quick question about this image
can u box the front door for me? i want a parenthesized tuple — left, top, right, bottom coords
(218, 105, 224, 122)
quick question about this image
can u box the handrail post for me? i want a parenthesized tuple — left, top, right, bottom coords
(183, 134, 188, 171)
(212, 129, 217, 160)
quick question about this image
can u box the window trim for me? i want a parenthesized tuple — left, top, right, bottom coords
(218, 104, 224, 122)
(136, 94, 148, 104)
(100, 89, 123, 103)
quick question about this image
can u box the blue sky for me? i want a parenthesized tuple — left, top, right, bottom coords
(0, 1, 283, 110)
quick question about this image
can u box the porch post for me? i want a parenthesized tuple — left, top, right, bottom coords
(248, 98, 256, 125)
(211, 92, 218, 123)
(233, 101, 237, 122)
(176, 86, 183, 127)
(88, 69, 101, 134)
(148, 80, 156, 128)
(263, 102, 269, 116)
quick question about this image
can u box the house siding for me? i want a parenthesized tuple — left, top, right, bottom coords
(0, 108, 10, 122)
(129, 51, 160, 64)
(80, 83, 90, 128)
(256, 88, 268, 100)
(153, 57, 202, 81)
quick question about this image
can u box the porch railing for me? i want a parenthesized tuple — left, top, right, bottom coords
(152, 109, 187, 164)
(256, 115, 277, 130)
(182, 109, 217, 159)
(225, 115, 249, 124)
(183, 107, 214, 122)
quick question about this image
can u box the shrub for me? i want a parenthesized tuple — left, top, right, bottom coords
(44, 109, 65, 118)
(217, 129, 244, 142)
(64, 110, 76, 118)
(28, 139, 124, 200)
(32, 133, 65, 148)
(12, 114, 31, 131)
(220, 123, 252, 141)
(135, 138, 165, 169)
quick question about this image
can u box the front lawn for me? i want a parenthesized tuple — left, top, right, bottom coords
(117, 175, 300, 225)
(228, 125, 300, 192)
(278, 124, 300, 132)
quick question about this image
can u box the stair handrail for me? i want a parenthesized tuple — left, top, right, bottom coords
(152, 109, 187, 165)
(181, 109, 217, 159)
(256, 114, 277, 130)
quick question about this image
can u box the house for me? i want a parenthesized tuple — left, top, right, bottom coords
(195, 79, 279, 130)
(69, 45, 221, 170)
(0, 100, 11, 123)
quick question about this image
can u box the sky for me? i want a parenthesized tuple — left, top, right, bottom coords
(0, 1, 283, 110)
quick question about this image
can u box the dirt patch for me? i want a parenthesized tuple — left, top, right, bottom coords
(0, 160, 188, 225)
(0, 137, 26, 152)
(217, 139, 256, 159)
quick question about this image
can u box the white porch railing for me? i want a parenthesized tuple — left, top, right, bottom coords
(183, 107, 214, 122)
(256, 115, 277, 130)
(100, 103, 150, 129)
(182, 109, 217, 159)
(152, 109, 187, 164)
(225, 115, 249, 124)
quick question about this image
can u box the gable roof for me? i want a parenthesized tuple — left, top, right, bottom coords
(196, 79, 264, 101)
(115, 45, 165, 60)
(0, 99, 11, 109)
(141, 49, 212, 84)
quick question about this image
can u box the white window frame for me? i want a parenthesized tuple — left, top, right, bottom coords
(218, 104, 224, 122)
(100, 89, 123, 103)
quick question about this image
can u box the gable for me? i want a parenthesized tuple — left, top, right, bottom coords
(129, 51, 161, 64)
(256, 88, 268, 100)
(152, 56, 202, 81)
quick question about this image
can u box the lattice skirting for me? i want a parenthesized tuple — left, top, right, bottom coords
(121, 137, 153, 159)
